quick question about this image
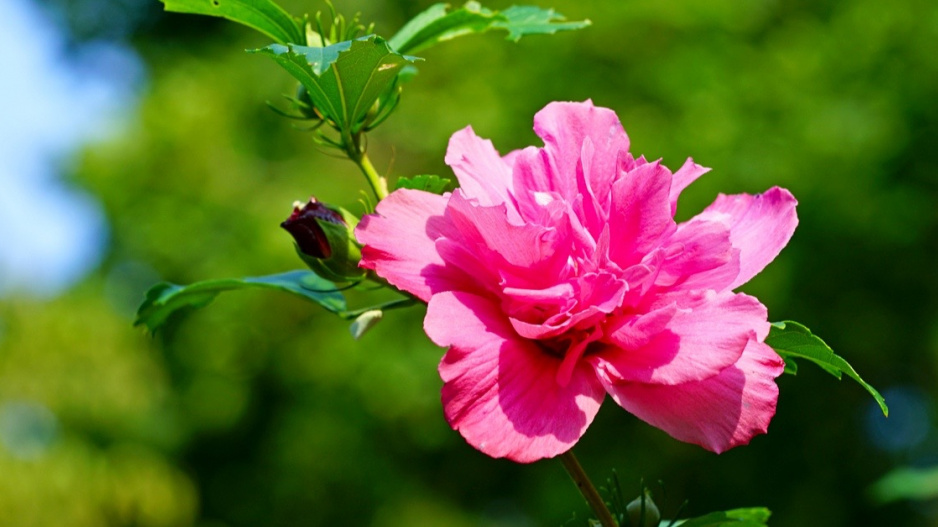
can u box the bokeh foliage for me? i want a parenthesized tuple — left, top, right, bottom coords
(3, 0, 937, 525)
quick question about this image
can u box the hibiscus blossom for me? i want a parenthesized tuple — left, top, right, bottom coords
(355, 101, 797, 463)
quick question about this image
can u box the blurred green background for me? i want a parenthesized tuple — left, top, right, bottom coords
(2, 0, 937, 525)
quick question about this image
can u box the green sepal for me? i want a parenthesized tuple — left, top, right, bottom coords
(292, 207, 365, 283)
(766, 320, 888, 416)
(135, 270, 347, 333)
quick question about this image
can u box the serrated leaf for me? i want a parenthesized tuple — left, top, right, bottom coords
(251, 36, 417, 135)
(135, 270, 346, 332)
(674, 507, 771, 526)
(495, 5, 592, 41)
(394, 174, 453, 194)
(766, 320, 888, 416)
(388, 2, 590, 55)
(159, 0, 304, 45)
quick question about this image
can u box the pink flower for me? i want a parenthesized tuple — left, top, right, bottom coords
(355, 101, 797, 462)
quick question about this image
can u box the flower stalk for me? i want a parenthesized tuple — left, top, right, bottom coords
(356, 152, 388, 201)
(345, 134, 388, 201)
(559, 450, 618, 527)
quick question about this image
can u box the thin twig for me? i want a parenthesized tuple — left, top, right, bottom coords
(559, 450, 618, 527)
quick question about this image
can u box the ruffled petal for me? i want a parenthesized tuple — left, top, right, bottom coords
(655, 216, 740, 292)
(506, 272, 628, 341)
(444, 191, 572, 289)
(607, 161, 676, 268)
(533, 100, 630, 204)
(669, 158, 711, 215)
(355, 189, 473, 302)
(445, 126, 519, 218)
(604, 338, 785, 453)
(427, 291, 605, 463)
(592, 291, 769, 385)
(695, 187, 798, 290)
(510, 146, 563, 222)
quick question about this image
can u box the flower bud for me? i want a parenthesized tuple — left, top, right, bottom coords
(625, 491, 660, 527)
(281, 197, 364, 282)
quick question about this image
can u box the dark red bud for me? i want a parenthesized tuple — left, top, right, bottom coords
(280, 197, 346, 259)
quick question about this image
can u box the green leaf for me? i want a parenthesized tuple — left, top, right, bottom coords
(251, 36, 418, 135)
(870, 466, 938, 504)
(135, 270, 346, 332)
(495, 5, 593, 42)
(388, 3, 494, 54)
(388, 2, 590, 55)
(766, 320, 888, 416)
(394, 174, 454, 194)
(159, 0, 304, 45)
(674, 507, 771, 526)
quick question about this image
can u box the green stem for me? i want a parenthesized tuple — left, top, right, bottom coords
(342, 130, 388, 202)
(341, 297, 417, 319)
(355, 151, 388, 201)
(560, 451, 618, 527)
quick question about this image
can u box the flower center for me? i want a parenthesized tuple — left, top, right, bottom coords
(537, 327, 607, 387)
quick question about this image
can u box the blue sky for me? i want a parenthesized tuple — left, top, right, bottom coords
(0, 0, 141, 296)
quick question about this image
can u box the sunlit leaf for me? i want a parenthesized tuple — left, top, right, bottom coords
(496, 5, 593, 41)
(674, 507, 771, 526)
(394, 174, 454, 194)
(135, 270, 346, 332)
(388, 2, 590, 55)
(159, 0, 304, 45)
(251, 36, 418, 135)
(766, 320, 888, 416)
(389, 3, 493, 54)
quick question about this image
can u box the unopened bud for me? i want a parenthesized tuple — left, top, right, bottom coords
(625, 491, 660, 527)
(282, 198, 343, 258)
(349, 309, 383, 340)
(281, 197, 364, 282)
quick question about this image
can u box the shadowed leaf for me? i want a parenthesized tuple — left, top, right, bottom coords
(674, 507, 771, 526)
(135, 270, 346, 332)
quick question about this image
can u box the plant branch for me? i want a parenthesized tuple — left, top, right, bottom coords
(340, 296, 417, 319)
(560, 450, 618, 527)
(349, 145, 388, 201)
